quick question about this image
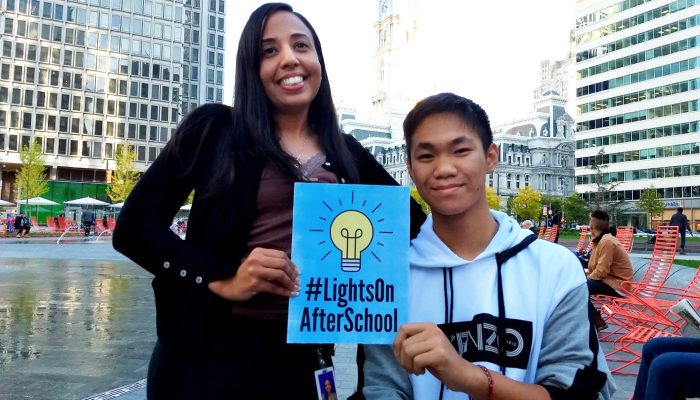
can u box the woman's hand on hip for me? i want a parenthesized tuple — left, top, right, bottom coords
(207, 247, 300, 301)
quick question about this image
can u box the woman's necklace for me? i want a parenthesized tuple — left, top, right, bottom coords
(283, 134, 312, 164)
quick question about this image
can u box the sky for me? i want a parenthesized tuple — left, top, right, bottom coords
(224, 0, 576, 124)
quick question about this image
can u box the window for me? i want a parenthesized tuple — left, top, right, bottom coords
(23, 89, 33, 106)
(58, 138, 67, 155)
(11, 88, 21, 104)
(62, 72, 71, 88)
(13, 65, 23, 82)
(22, 112, 32, 129)
(45, 137, 55, 154)
(2, 41, 11, 58)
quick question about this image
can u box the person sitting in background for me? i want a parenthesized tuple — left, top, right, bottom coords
(520, 219, 537, 235)
(14, 212, 30, 238)
(586, 209, 633, 331)
(632, 336, 700, 399)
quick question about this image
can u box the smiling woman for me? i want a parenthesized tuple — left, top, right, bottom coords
(112, 2, 425, 399)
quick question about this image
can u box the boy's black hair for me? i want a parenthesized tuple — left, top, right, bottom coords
(678, 207, 684, 213)
(403, 92, 493, 161)
(590, 209, 610, 231)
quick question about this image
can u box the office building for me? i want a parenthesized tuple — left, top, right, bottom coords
(0, 0, 224, 212)
(574, 0, 700, 228)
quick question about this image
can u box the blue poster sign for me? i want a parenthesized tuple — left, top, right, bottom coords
(287, 183, 410, 344)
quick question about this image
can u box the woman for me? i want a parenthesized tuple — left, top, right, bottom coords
(113, 3, 424, 398)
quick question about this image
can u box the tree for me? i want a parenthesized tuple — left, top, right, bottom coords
(588, 148, 621, 211)
(638, 187, 664, 228)
(486, 187, 503, 211)
(512, 186, 542, 222)
(410, 187, 430, 215)
(107, 142, 139, 203)
(562, 192, 590, 225)
(541, 194, 563, 215)
(16, 141, 48, 216)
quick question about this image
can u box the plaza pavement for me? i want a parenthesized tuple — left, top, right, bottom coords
(0, 236, 698, 399)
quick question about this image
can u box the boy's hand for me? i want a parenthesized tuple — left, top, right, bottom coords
(393, 322, 477, 393)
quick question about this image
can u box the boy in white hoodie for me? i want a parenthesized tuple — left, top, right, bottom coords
(361, 93, 615, 400)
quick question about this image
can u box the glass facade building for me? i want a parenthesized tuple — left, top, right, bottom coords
(0, 0, 224, 214)
(574, 0, 700, 228)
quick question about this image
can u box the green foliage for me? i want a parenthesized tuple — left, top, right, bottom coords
(107, 142, 139, 203)
(541, 195, 563, 214)
(638, 187, 664, 227)
(410, 187, 430, 215)
(512, 186, 542, 222)
(562, 192, 590, 225)
(588, 148, 621, 210)
(16, 142, 48, 216)
(486, 187, 503, 211)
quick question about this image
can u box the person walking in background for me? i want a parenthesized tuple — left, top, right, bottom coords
(586, 209, 633, 331)
(552, 211, 562, 243)
(632, 336, 700, 399)
(669, 207, 693, 254)
(82, 209, 95, 236)
(112, 3, 425, 398)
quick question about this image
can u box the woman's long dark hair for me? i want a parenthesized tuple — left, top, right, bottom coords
(198, 2, 359, 193)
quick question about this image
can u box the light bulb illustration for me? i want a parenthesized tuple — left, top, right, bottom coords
(330, 210, 374, 272)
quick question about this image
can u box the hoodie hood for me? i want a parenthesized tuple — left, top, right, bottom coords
(410, 210, 533, 269)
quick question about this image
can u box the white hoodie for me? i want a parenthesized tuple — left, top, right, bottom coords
(363, 210, 616, 400)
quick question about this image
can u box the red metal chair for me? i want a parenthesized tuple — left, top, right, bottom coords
(616, 226, 635, 253)
(606, 325, 681, 375)
(542, 225, 558, 242)
(576, 226, 589, 254)
(593, 226, 679, 341)
(537, 225, 545, 238)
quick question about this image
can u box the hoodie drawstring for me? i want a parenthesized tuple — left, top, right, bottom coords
(494, 234, 538, 376)
(439, 267, 454, 400)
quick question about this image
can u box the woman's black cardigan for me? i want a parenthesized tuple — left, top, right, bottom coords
(113, 103, 426, 357)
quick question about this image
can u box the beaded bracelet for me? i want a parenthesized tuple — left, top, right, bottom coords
(478, 365, 494, 400)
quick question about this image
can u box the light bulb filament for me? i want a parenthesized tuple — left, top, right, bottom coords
(341, 228, 364, 258)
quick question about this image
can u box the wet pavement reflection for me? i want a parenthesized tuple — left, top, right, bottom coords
(0, 243, 156, 400)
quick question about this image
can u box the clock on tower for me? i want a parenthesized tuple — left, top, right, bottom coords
(379, 0, 389, 17)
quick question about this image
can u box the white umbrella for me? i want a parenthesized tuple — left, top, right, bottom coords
(16, 197, 60, 206)
(180, 203, 192, 210)
(64, 196, 110, 206)
(110, 202, 125, 208)
(0, 199, 14, 207)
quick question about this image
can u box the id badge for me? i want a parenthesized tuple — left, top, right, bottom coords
(314, 366, 338, 400)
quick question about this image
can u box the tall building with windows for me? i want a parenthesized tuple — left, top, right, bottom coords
(574, 0, 700, 229)
(180, 0, 224, 114)
(0, 0, 224, 213)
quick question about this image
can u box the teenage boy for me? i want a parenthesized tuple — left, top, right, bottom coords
(362, 93, 615, 400)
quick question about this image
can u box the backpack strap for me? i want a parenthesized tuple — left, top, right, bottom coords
(493, 234, 538, 375)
